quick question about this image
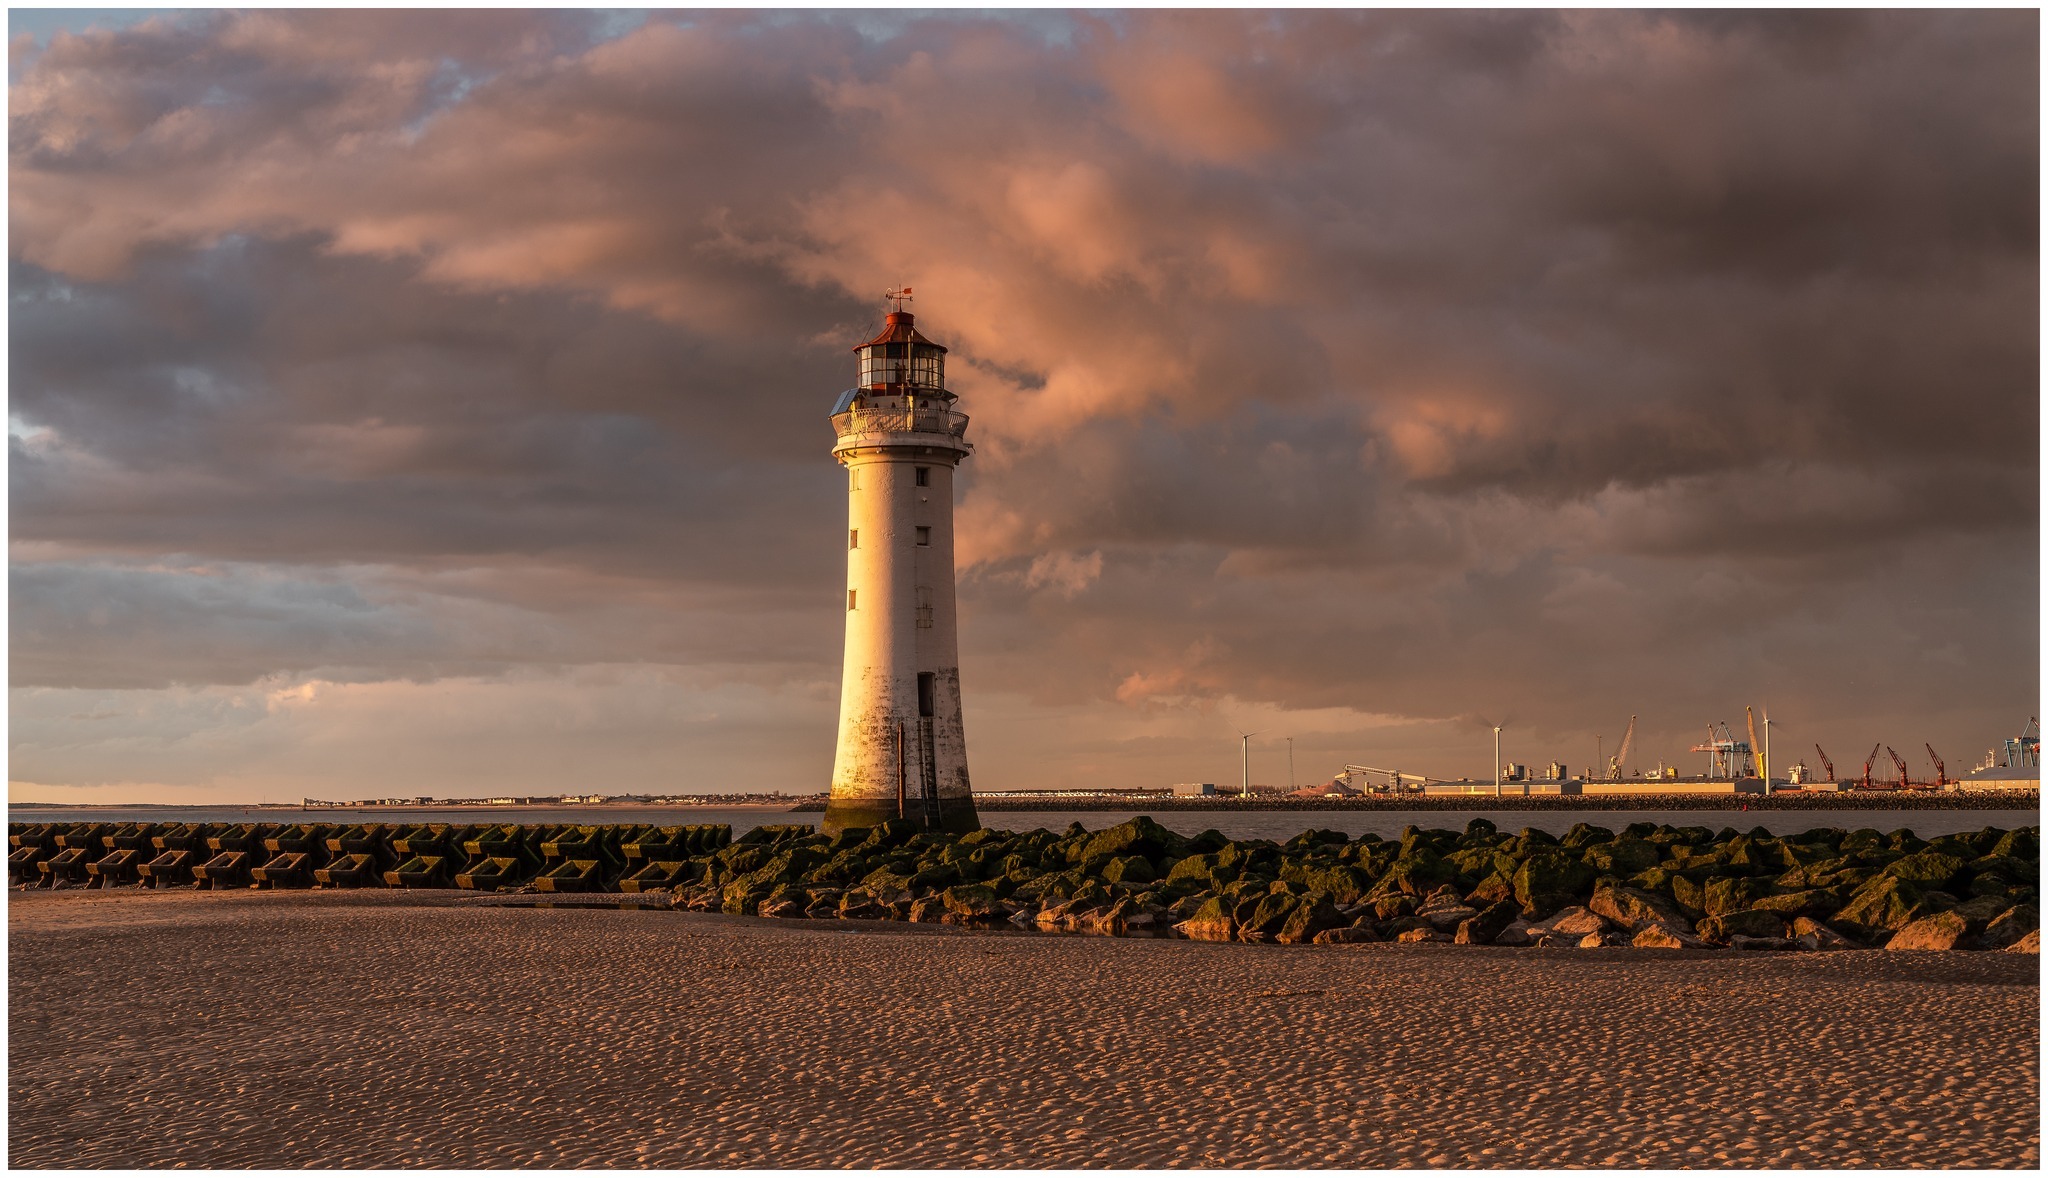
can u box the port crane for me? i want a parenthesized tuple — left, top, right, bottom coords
(1606, 715, 1637, 780)
(1860, 743, 1882, 790)
(1925, 743, 1947, 789)
(1885, 746, 1911, 788)
(1814, 744, 1835, 782)
(1690, 722, 1754, 779)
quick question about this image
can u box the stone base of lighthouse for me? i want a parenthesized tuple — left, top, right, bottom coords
(820, 794, 980, 835)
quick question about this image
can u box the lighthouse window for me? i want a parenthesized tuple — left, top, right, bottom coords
(847, 589, 857, 611)
(849, 529, 859, 549)
(917, 672, 936, 718)
(849, 468, 860, 491)
(916, 586, 934, 629)
(914, 466, 930, 487)
(915, 526, 931, 546)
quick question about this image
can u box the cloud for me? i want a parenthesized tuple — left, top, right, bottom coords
(8, 10, 2037, 798)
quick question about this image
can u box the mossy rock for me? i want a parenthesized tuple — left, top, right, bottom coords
(1275, 894, 1344, 944)
(1079, 816, 1181, 865)
(1697, 909, 1788, 942)
(1670, 875, 1707, 919)
(941, 883, 1004, 920)
(1883, 852, 1968, 890)
(1990, 828, 2038, 860)
(1701, 876, 1766, 917)
(1513, 851, 1596, 917)
(1560, 823, 1616, 850)
(909, 860, 962, 889)
(1238, 892, 1302, 940)
(1371, 848, 1459, 899)
(1465, 871, 1515, 907)
(1748, 889, 1838, 919)
(1724, 836, 1795, 874)
(1102, 855, 1157, 885)
(1969, 853, 2034, 881)
(1464, 817, 1499, 841)
(1164, 853, 1222, 886)
(1582, 839, 1661, 877)
(1834, 875, 1931, 940)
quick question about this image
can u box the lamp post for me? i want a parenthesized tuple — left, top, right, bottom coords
(1762, 715, 1776, 797)
(1493, 725, 1503, 798)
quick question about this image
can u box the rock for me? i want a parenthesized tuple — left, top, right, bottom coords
(1237, 893, 1303, 942)
(1950, 893, 2014, 930)
(908, 896, 949, 923)
(757, 898, 804, 919)
(1589, 884, 1687, 932)
(1695, 910, 1788, 943)
(1396, 927, 1449, 944)
(1886, 911, 1972, 951)
(1077, 898, 1135, 936)
(1492, 920, 1536, 947)
(1464, 872, 1515, 907)
(1833, 875, 1931, 941)
(1541, 906, 1610, 937)
(1275, 895, 1345, 945)
(1631, 924, 1705, 950)
(1372, 896, 1416, 921)
(941, 883, 1004, 921)
(1728, 934, 1796, 951)
(1418, 892, 1480, 932)
(1514, 852, 1597, 918)
(1100, 855, 1156, 885)
(1454, 901, 1520, 945)
(1373, 848, 1459, 898)
(1883, 851, 1969, 891)
(1979, 904, 2039, 950)
(1670, 875, 1707, 919)
(838, 896, 886, 920)
(1173, 897, 1237, 942)
(1989, 829, 2038, 860)
(1790, 917, 1863, 951)
(2004, 929, 2039, 954)
(1581, 839, 1662, 877)
(1313, 925, 1381, 945)
(1702, 876, 1764, 916)
(1747, 889, 1837, 919)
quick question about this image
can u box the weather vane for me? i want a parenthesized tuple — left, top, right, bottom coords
(884, 286, 913, 312)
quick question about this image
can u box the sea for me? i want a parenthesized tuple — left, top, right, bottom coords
(7, 803, 2037, 842)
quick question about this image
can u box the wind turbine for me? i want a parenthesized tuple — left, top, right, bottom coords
(1237, 731, 1261, 799)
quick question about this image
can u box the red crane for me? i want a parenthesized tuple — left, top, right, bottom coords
(1860, 743, 1882, 790)
(1886, 746, 1911, 788)
(1925, 744, 1947, 789)
(1814, 744, 1836, 782)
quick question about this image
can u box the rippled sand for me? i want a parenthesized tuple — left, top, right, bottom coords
(10, 888, 2039, 1168)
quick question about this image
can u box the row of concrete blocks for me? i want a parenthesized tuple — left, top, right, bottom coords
(7, 821, 747, 893)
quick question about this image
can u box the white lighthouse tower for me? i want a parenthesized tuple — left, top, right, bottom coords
(825, 292, 979, 833)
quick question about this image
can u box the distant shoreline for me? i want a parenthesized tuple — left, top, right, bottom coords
(864, 791, 2040, 813)
(12, 792, 2033, 816)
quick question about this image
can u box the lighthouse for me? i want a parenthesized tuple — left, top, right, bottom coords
(824, 293, 980, 833)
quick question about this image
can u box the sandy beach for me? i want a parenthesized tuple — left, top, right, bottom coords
(9, 887, 2039, 1168)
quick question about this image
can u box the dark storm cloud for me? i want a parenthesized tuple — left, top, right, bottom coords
(8, 9, 2035, 792)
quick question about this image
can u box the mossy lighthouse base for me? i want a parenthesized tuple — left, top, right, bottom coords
(824, 300, 979, 834)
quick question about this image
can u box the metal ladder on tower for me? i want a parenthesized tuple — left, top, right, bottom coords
(917, 717, 943, 828)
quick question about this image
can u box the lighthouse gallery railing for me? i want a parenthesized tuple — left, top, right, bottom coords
(831, 405, 970, 442)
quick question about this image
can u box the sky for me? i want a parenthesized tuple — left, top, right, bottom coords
(8, 8, 2039, 803)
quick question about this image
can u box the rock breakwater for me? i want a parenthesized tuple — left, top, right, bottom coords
(11, 816, 2038, 953)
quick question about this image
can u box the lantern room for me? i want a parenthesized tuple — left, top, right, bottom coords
(854, 310, 949, 398)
